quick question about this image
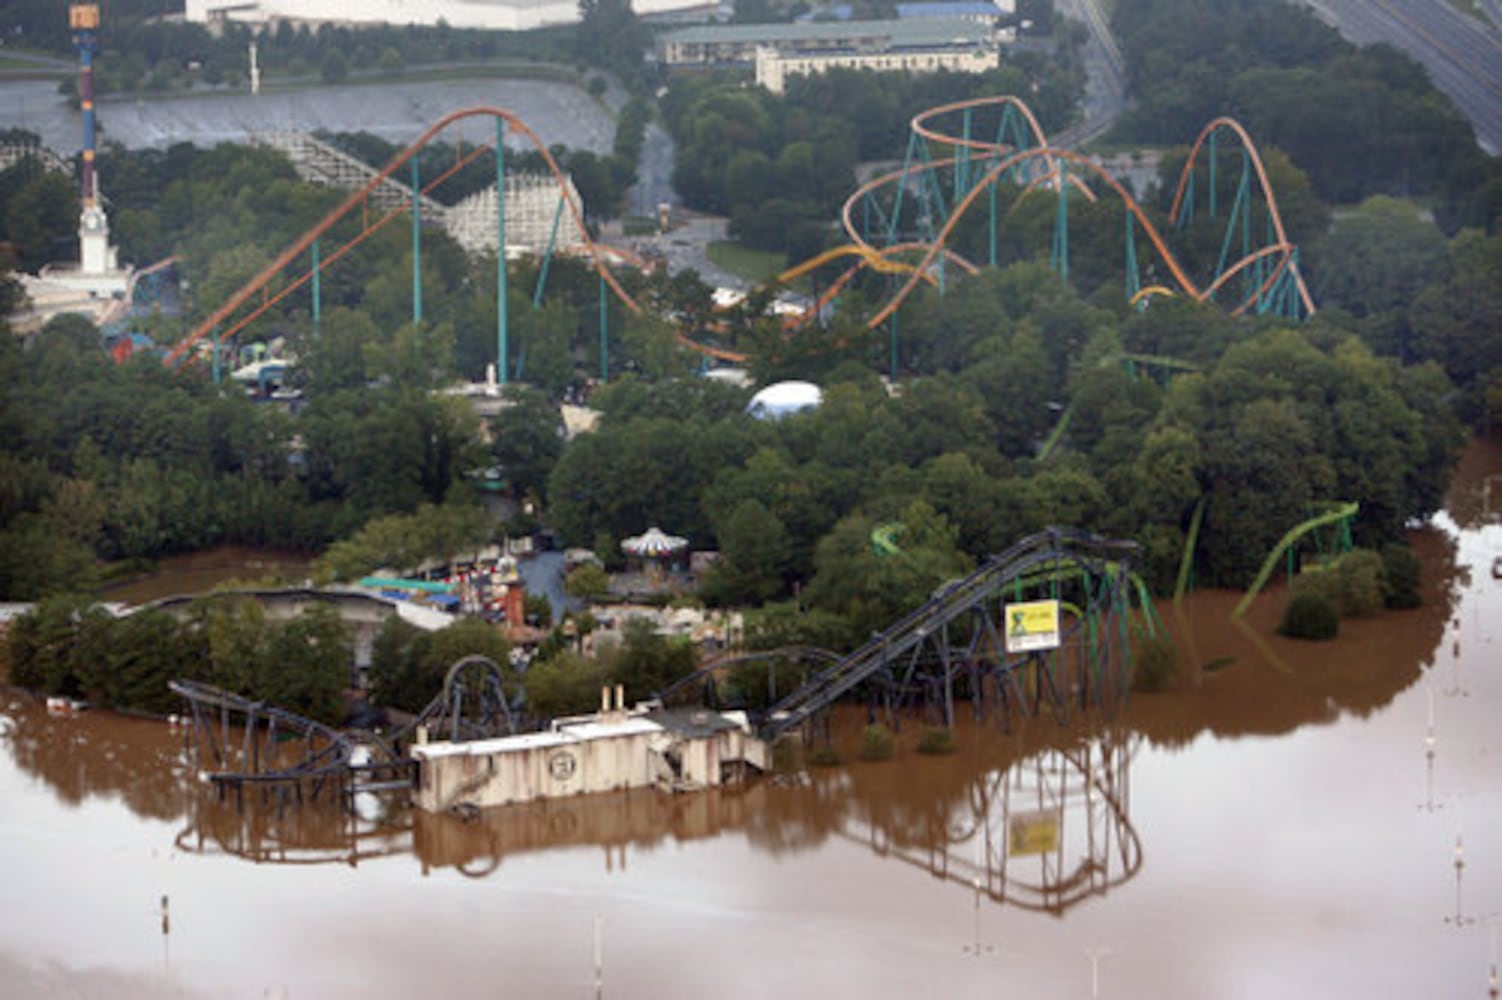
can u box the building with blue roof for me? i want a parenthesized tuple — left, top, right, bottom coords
(896, 1, 1015, 25)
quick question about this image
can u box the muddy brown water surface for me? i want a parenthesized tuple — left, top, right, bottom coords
(98, 547, 315, 608)
(4, 441, 1501, 998)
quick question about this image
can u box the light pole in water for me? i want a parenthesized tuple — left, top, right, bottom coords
(1446, 827, 1474, 928)
(1086, 946, 1112, 998)
(1486, 915, 1500, 999)
(1420, 686, 1438, 813)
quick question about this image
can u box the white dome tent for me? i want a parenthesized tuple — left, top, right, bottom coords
(747, 380, 823, 420)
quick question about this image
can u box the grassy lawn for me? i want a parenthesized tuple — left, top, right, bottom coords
(706, 241, 789, 284)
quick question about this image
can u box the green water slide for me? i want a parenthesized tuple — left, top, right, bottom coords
(1231, 501, 1359, 619)
(872, 522, 905, 557)
(1173, 496, 1208, 604)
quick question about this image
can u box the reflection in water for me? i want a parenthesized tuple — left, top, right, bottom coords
(1, 692, 192, 822)
(1, 438, 1496, 998)
(158, 718, 1143, 924)
(175, 785, 410, 868)
(836, 729, 1140, 916)
(7, 678, 1143, 918)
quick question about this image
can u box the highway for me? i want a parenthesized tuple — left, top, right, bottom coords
(1052, 0, 1128, 146)
(1300, 0, 1502, 153)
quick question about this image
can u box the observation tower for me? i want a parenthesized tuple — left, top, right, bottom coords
(50, 5, 130, 299)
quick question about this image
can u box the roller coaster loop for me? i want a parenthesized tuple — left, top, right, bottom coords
(857, 142, 1308, 332)
(165, 106, 644, 372)
(676, 99, 1313, 368)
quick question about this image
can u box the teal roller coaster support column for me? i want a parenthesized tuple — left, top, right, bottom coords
(956, 107, 972, 203)
(210, 329, 220, 384)
(1208, 130, 1218, 219)
(1125, 210, 1140, 303)
(496, 117, 509, 383)
(989, 177, 998, 268)
(311, 238, 320, 335)
(889, 309, 899, 380)
(411, 158, 422, 326)
(599, 273, 608, 381)
(1240, 149, 1252, 304)
(533, 195, 566, 309)
(1052, 163, 1069, 282)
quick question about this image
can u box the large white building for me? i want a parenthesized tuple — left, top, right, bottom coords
(659, 17, 1004, 93)
(185, 0, 706, 31)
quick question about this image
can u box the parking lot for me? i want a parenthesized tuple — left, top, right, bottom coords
(1, 76, 616, 154)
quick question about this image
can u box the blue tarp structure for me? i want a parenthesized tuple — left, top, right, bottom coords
(359, 576, 456, 594)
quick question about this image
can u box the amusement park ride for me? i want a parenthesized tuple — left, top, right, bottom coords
(154, 98, 1344, 805)
(156, 93, 1315, 382)
(169, 528, 1145, 917)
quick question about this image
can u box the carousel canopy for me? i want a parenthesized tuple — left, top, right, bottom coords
(621, 526, 688, 557)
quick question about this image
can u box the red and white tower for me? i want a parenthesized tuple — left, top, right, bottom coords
(69, 4, 126, 289)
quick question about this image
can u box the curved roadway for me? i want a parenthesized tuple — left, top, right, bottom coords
(1300, 0, 1502, 154)
(1052, 0, 1128, 147)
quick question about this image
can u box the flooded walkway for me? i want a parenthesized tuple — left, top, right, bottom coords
(2, 440, 1500, 998)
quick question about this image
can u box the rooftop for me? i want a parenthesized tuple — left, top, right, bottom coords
(661, 17, 993, 47)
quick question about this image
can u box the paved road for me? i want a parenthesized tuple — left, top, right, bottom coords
(1300, 0, 1502, 153)
(629, 119, 677, 217)
(0, 77, 616, 156)
(1051, 0, 1128, 147)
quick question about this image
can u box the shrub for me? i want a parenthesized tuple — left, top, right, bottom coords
(1381, 543, 1422, 609)
(1131, 634, 1180, 692)
(1280, 591, 1340, 640)
(808, 744, 844, 767)
(1335, 549, 1387, 618)
(917, 726, 956, 755)
(859, 723, 894, 761)
(771, 737, 803, 771)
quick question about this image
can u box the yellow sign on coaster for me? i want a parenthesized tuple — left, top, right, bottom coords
(1008, 808, 1061, 856)
(1004, 599, 1060, 653)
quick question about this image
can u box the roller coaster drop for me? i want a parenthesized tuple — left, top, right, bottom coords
(163, 107, 644, 380)
(688, 99, 1316, 366)
(174, 99, 1312, 378)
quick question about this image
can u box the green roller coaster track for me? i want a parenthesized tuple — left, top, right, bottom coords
(1231, 501, 1359, 619)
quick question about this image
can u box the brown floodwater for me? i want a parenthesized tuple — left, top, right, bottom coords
(98, 546, 315, 607)
(4, 441, 1501, 999)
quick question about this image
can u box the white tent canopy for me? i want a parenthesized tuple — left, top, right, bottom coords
(747, 380, 822, 420)
(621, 527, 688, 558)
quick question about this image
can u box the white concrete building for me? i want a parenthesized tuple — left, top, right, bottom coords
(754, 41, 999, 94)
(185, 0, 707, 31)
(412, 693, 768, 812)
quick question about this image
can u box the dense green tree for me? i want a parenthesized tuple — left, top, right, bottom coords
(1309, 196, 1448, 319)
(705, 498, 794, 605)
(803, 500, 973, 641)
(368, 615, 511, 714)
(1408, 231, 1502, 423)
(489, 386, 566, 500)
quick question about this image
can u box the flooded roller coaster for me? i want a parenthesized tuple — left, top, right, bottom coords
(170, 530, 1151, 809)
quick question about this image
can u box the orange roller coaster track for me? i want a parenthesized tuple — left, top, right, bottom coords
(839, 99, 1314, 331)
(678, 98, 1316, 371)
(165, 106, 642, 370)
